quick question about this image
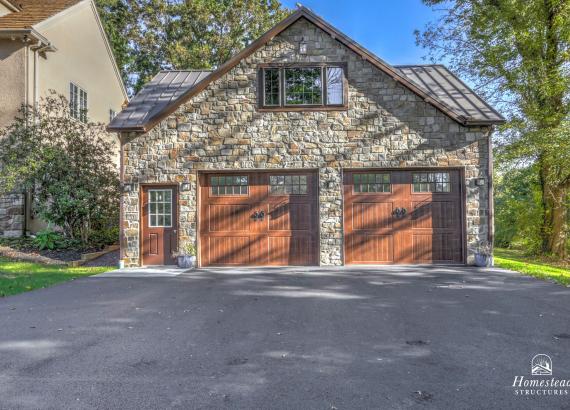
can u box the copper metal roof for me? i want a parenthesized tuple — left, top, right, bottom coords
(108, 70, 212, 131)
(396, 65, 504, 125)
(0, 0, 82, 29)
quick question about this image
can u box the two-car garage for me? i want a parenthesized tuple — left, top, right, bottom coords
(197, 169, 464, 267)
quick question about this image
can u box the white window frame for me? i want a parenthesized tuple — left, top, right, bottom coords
(69, 82, 87, 122)
(148, 189, 173, 228)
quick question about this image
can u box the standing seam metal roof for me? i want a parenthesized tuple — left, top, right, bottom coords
(110, 65, 503, 131)
(109, 70, 212, 130)
(395, 65, 503, 124)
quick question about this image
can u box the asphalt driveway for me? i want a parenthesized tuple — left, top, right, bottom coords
(0, 265, 569, 410)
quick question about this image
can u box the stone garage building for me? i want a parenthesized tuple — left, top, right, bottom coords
(109, 6, 504, 268)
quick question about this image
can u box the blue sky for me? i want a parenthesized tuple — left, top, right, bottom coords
(281, 0, 443, 65)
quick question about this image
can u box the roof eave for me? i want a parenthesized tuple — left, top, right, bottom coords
(0, 28, 51, 45)
(106, 125, 147, 133)
(464, 118, 506, 126)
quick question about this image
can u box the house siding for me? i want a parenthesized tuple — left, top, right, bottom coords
(121, 18, 492, 267)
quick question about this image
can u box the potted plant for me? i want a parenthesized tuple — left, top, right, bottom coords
(474, 240, 493, 267)
(177, 243, 196, 269)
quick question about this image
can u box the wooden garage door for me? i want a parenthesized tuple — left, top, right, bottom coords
(199, 171, 318, 266)
(343, 170, 463, 264)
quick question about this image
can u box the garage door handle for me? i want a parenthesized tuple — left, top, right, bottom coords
(393, 207, 407, 218)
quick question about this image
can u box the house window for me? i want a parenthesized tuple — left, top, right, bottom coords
(263, 68, 280, 106)
(69, 83, 87, 122)
(270, 175, 308, 195)
(109, 109, 116, 123)
(284, 67, 322, 105)
(148, 189, 172, 227)
(354, 173, 391, 193)
(412, 172, 451, 193)
(211, 176, 248, 195)
(260, 65, 346, 109)
(326, 67, 344, 105)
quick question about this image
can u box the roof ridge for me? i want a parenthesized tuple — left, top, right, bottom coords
(109, 6, 505, 132)
(159, 69, 214, 73)
(394, 64, 446, 68)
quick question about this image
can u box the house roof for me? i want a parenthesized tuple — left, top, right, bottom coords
(109, 70, 212, 131)
(109, 6, 505, 133)
(0, 0, 82, 29)
(395, 65, 504, 125)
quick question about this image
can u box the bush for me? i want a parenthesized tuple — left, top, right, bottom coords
(88, 226, 119, 248)
(494, 165, 543, 254)
(34, 228, 63, 250)
(0, 92, 120, 245)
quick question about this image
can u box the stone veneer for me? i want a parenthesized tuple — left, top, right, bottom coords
(121, 18, 493, 267)
(0, 193, 24, 237)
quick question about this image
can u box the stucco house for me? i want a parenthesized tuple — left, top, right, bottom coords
(109, 6, 504, 268)
(0, 0, 127, 236)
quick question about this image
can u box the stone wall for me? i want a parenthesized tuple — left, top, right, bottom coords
(0, 193, 24, 237)
(121, 18, 493, 267)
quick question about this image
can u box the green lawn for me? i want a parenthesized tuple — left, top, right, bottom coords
(0, 258, 113, 297)
(494, 248, 570, 286)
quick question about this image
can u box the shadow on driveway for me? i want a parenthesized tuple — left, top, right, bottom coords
(0, 265, 568, 409)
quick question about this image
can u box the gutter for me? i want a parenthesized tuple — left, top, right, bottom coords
(0, 28, 56, 51)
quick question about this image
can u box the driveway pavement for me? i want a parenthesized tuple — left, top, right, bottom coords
(0, 265, 569, 409)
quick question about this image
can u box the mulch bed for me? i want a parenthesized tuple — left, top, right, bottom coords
(0, 244, 108, 265)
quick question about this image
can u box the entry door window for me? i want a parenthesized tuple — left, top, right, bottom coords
(149, 189, 172, 227)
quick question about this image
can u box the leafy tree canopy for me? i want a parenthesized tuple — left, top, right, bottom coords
(416, 0, 570, 258)
(96, 0, 290, 93)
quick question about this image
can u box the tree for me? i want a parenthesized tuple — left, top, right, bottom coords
(416, 0, 570, 258)
(0, 93, 120, 244)
(96, 0, 290, 93)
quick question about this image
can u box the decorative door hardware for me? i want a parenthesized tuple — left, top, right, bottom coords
(393, 207, 407, 218)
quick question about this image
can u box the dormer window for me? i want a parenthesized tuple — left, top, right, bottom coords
(259, 63, 347, 110)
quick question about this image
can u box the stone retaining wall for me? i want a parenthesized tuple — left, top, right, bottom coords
(0, 193, 24, 237)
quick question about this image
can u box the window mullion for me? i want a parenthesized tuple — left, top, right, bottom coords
(322, 66, 327, 106)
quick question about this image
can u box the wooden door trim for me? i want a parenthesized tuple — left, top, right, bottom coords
(139, 183, 179, 266)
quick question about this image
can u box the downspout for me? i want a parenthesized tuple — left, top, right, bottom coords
(33, 46, 38, 110)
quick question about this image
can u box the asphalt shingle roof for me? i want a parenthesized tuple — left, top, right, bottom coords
(0, 0, 82, 29)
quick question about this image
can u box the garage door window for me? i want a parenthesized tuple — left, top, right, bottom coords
(353, 173, 391, 193)
(148, 189, 172, 227)
(211, 176, 248, 195)
(412, 172, 450, 193)
(270, 175, 308, 195)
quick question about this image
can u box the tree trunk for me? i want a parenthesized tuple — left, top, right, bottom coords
(547, 185, 568, 259)
(539, 159, 568, 259)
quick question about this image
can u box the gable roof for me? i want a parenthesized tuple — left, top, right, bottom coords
(0, 0, 82, 29)
(109, 6, 505, 133)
